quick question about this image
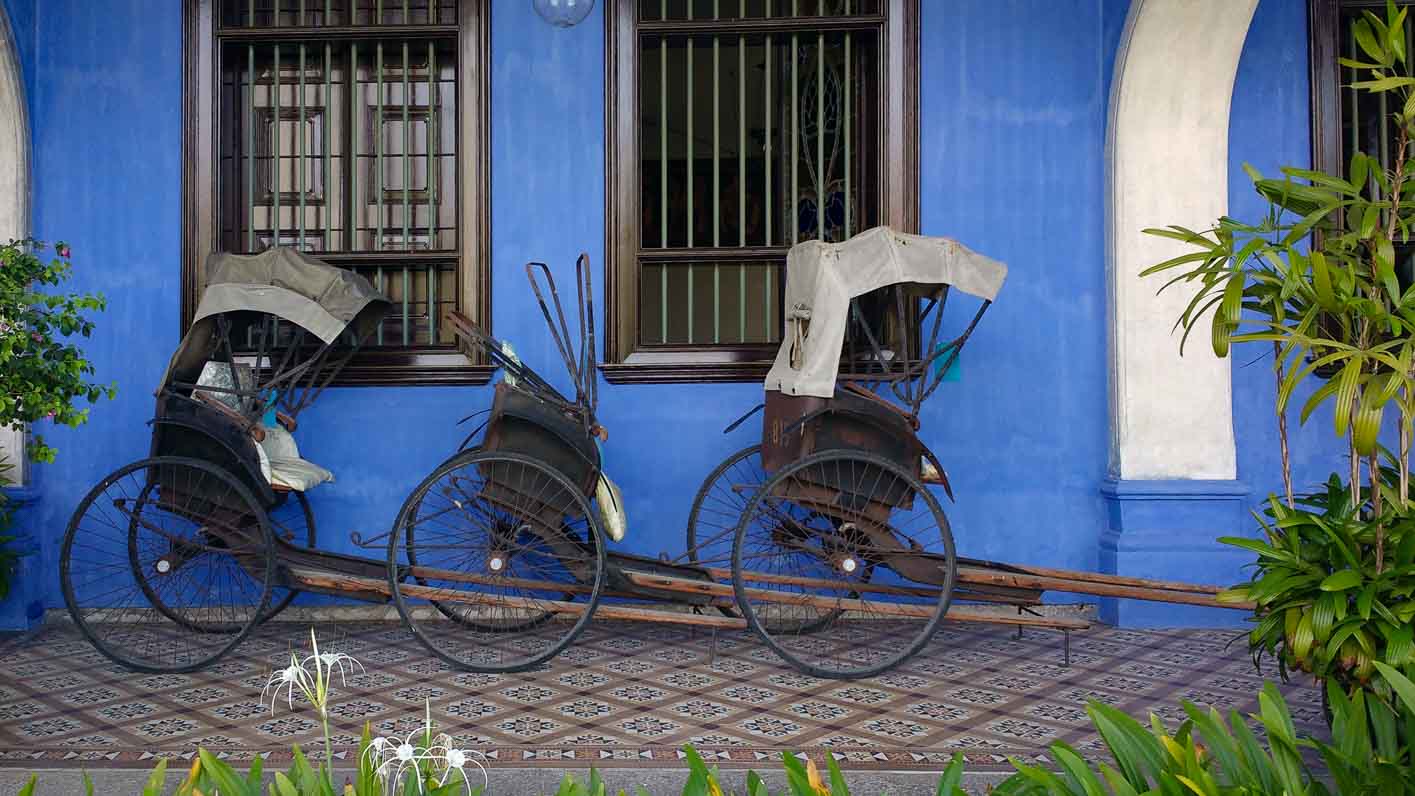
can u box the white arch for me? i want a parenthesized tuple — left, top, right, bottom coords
(1106, 0, 1258, 480)
(0, 2, 29, 483)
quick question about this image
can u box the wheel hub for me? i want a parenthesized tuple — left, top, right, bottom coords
(487, 554, 506, 573)
(154, 557, 173, 575)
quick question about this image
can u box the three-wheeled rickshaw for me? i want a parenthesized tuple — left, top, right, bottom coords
(63, 236, 1241, 678)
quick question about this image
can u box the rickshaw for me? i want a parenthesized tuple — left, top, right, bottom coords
(62, 238, 1241, 678)
(60, 247, 392, 673)
(390, 227, 1243, 680)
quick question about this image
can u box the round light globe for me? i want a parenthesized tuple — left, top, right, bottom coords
(533, 0, 594, 27)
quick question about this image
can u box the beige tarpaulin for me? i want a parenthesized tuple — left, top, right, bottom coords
(161, 248, 390, 390)
(763, 227, 1007, 398)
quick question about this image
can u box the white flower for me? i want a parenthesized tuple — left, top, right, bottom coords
(260, 659, 312, 712)
(363, 701, 486, 795)
(306, 649, 364, 686)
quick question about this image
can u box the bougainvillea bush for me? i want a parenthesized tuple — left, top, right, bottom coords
(0, 238, 114, 464)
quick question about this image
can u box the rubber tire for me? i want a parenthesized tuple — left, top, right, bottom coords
(730, 449, 956, 679)
(62, 456, 274, 673)
(388, 449, 607, 673)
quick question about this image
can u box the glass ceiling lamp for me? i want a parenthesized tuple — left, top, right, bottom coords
(534, 0, 594, 27)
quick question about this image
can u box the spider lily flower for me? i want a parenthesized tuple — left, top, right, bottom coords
(261, 630, 362, 718)
(363, 701, 486, 795)
(306, 647, 364, 687)
(261, 657, 314, 713)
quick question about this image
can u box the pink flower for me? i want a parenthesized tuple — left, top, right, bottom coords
(57, 245, 71, 259)
(31, 332, 42, 343)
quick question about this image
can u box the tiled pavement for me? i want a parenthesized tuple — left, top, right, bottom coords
(0, 620, 1323, 772)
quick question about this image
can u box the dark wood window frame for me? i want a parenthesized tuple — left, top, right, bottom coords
(603, 0, 919, 384)
(182, 0, 493, 386)
(1309, 0, 1412, 176)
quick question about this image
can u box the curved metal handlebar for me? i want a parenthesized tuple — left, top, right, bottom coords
(523, 254, 600, 432)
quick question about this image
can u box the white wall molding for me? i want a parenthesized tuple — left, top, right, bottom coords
(0, 2, 30, 486)
(1106, 0, 1257, 480)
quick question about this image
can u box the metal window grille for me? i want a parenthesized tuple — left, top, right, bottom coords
(216, 0, 459, 349)
(635, 0, 881, 348)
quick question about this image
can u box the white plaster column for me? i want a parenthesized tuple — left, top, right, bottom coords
(0, 3, 30, 486)
(1106, 0, 1257, 480)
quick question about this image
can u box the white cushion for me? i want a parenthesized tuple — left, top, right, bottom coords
(267, 456, 335, 492)
(255, 424, 334, 491)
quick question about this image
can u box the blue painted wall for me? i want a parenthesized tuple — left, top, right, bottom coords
(1229, 0, 1356, 505)
(0, 0, 1324, 622)
(2, 0, 32, 120)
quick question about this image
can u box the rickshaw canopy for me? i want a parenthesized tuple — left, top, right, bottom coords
(162, 248, 391, 390)
(764, 227, 1008, 398)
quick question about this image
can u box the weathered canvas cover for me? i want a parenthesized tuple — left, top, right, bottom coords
(162, 248, 390, 390)
(763, 227, 1007, 398)
(195, 247, 390, 344)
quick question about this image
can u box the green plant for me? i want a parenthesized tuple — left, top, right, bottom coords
(0, 238, 115, 465)
(1218, 475, 1415, 695)
(990, 674, 1415, 795)
(1141, 0, 1415, 704)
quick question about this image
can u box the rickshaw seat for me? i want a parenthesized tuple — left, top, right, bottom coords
(193, 359, 333, 492)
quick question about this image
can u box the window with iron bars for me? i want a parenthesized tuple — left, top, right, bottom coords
(184, 0, 490, 385)
(1313, 2, 1415, 236)
(603, 0, 918, 383)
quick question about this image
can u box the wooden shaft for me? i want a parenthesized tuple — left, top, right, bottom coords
(955, 566, 1251, 610)
(622, 571, 1089, 630)
(704, 565, 940, 599)
(288, 567, 748, 630)
(974, 560, 1228, 596)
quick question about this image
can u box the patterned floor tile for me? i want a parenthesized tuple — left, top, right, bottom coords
(0, 621, 1322, 771)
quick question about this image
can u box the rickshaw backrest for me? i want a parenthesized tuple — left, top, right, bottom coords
(761, 388, 922, 509)
(481, 382, 602, 498)
(149, 393, 276, 508)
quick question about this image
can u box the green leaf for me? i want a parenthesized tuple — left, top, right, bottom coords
(1318, 571, 1364, 593)
(272, 773, 300, 796)
(141, 760, 169, 796)
(199, 749, 255, 796)
(1373, 661, 1415, 713)
(747, 770, 772, 796)
(825, 753, 850, 796)
(934, 755, 966, 796)
(16, 775, 36, 796)
(1052, 743, 1106, 796)
(1335, 358, 1364, 437)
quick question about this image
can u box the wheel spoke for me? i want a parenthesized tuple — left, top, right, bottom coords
(732, 451, 956, 679)
(61, 458, 274, 673)
(390, 451, 605, 672)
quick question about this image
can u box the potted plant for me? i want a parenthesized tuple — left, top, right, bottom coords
(1142, 0, 1415, 712)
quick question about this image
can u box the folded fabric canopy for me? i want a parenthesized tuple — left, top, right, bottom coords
(763, 226, 1008, 398)
(161, 247, 391, 391)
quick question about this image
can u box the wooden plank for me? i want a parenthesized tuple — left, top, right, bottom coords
(967, 559, 1229, 596)
(955, 566, 1251, 610)
(709, 564, 1043, 606)
(622, 571, 1090, 631)
(288, 567, 748, 630)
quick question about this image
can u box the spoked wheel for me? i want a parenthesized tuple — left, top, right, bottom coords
(389, 450, 606, 673)
(732, 450, 956, 679)
(685, 444, 765, 617)
(263, 490, 315, 622)
(61, 457, 274, 673)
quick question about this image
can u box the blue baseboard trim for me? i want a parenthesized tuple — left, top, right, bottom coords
(1, 483, 44, 631)
(1099, 478, 1254, 628)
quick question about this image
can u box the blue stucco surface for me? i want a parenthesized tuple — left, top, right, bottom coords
(0, 0, 1326, 626)
(2, 0, 32, 119)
